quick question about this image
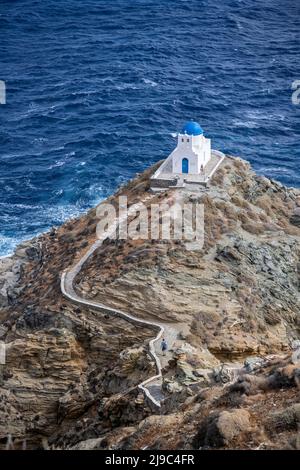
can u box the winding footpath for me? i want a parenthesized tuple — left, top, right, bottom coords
(61, 198, 177, 409)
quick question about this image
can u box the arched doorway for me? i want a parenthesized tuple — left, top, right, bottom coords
(182, 158, 189, 174)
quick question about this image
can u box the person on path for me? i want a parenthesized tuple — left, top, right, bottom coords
(161, 338, 168, 356)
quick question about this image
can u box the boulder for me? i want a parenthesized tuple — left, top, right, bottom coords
(213, 364, 236, 384)
(244, 356, 266, 372)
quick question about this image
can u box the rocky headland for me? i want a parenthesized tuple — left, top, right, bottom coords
(0, 156, 299, 450)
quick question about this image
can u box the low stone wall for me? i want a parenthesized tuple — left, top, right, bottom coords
(150, 178, 177, 188)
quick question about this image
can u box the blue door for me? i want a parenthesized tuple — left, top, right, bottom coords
(182, 158, 189, 174)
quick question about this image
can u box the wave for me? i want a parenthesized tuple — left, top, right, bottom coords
(142, 78, 158, 87)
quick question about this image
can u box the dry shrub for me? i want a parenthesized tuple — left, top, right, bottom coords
(59, 232, 77, 244)
(211, 168, 225, 185)
(231, 195, 250, 209)
(193, 408, 252, 448)
(230, 375, 269, 395)
(246, 210, 259, 221)
(262, 222, 280, 232)
(215, 201, 226, 211)
(227, 218, 237, 230)
(256, 195, 272, 215)
(242, 222, 265, 235)
(202, 198, 226, 249)
(268, 364, 300, 389)
(284, 225, 300, 236)
(220, 222, 230, 234)
(270, 198, 290, 218)
(277, 218, 289, 229)
(286, 200, 295, 210)
(233, 159, 247, 170)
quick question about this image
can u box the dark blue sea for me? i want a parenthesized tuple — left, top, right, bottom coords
(0, 0, 299, 256)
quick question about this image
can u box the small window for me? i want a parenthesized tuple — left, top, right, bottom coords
(182, 138, 184, 142)
(187, 138, 189, 142)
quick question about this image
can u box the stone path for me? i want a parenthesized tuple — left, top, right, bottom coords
(60, 197, 179, 410)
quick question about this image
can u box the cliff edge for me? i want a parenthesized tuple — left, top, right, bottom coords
(0, 156, 299, 450)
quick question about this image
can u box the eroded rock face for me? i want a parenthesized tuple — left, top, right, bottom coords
(0, 298, 154, 448)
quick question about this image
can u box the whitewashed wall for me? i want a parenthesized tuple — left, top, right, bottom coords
(171, 133, 211, 174)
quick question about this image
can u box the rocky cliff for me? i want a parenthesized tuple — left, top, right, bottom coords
(0, 156, 299, 450)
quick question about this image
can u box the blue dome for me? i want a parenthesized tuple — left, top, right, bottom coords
(181, 121, 203, 136)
